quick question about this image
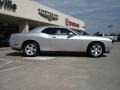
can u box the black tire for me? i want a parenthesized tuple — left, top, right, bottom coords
(23, 42, 39, 57)
(88, 43, 103, 57)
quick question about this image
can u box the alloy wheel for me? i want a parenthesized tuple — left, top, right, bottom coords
(90, 44, 103, 57)
(25, 44, 37, 56)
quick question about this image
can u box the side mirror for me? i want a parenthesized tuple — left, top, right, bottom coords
(68, 32, 74, 38)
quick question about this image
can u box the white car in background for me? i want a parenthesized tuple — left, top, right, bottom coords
(105, 35, 117, 42)
(9, 26, 112, 57)
(93, 33, 118, 42)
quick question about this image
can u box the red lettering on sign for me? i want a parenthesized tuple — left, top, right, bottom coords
(65, 18, 80, 28)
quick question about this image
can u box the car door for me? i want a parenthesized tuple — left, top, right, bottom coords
(49, 28, 82, 51)
(40, 28, 57, 51)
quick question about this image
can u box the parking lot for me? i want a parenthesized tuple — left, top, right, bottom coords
(0, 42, 120, 90)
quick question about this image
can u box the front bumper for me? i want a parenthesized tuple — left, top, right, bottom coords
(105, 42, 113, 53)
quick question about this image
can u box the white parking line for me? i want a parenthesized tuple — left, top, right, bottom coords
(0, 61, 13, 67)
(0, 65, 24, 73)
(0, 59, 11, 62)
(0, 51, 14, 53)
(0, 57, 56, 73)
(0, 59, 31, 63)
(0, 59, 35, 73)
(0, 59, 32, 73)
(24, 57, 56, 61)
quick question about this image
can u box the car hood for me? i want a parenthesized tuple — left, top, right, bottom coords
(76, 35, 112, 41)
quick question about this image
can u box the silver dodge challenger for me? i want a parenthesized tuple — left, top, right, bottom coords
(9, 26, 112, 57)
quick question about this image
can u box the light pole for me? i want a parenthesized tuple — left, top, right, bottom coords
(108, 24, 113, 35)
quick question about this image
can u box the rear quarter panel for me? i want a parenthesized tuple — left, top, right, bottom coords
(17, 33, 50, 50)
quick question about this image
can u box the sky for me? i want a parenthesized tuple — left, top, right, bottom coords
(33, 0, 120, 34)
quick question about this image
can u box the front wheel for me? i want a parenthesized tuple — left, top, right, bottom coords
(88, 43, 104, 57)
(23, 42, 39, 57)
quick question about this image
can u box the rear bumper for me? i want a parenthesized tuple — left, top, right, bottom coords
(10, 43, 22, 51)
(11, 47, 21, 51)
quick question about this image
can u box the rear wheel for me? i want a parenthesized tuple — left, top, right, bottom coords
(88, 43, 103, 57)
(23, 42, 39, 57)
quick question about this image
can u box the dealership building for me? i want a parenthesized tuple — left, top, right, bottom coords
(0, 0, 85, 40)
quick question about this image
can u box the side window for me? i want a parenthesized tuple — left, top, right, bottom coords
(42, 28, 59, 35)
(42, 28, 51, 34)
(60, 28, 76, 35)
(42, 28, 76, 35)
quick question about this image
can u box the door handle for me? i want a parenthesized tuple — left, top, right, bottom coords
(52, 36, 56, 38)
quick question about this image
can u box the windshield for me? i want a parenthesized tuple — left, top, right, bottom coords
(30, 27, 45, 33)
(72, 29, 89, 35)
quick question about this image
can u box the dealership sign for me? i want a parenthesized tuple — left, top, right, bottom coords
(38, 8, 59, 21)
(0, 0, 17, 12)
(65, 18, 80, 28)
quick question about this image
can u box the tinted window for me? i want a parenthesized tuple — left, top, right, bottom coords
(42, 28, 59, 35)
(60, 28, 76, 35)
(42, 28, 76, 35)
(72, 29, 89, 35)
(59, 28, 70, 35)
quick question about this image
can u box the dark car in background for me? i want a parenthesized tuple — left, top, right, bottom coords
(0, 37, 9, 47)
(117, 35, 120, 42)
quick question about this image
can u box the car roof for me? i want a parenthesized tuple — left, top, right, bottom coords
(30, 26, 71, 33)
(39, 26, 71, 29)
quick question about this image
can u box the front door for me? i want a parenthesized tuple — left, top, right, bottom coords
(49, 28, 82, 51)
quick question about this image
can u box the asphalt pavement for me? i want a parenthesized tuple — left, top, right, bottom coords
(0, 42, 120, 90)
